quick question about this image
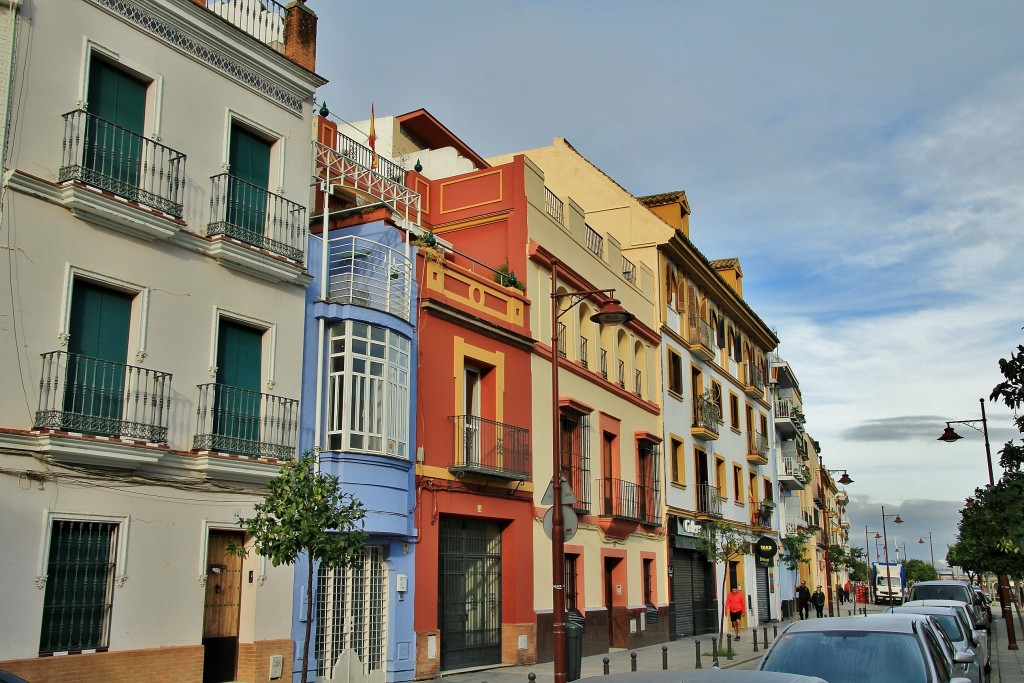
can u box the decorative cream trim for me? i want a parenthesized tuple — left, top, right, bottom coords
(37, 510, 130, 589)
(60, 265, 150, 361)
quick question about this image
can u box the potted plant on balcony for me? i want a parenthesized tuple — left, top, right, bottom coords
(494, 262, 524, 292)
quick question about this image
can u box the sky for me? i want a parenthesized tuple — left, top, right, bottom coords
(309, 1, 1024, 567)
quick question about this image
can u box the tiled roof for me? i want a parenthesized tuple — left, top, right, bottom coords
(710, 257, 741, 271)
(637, 190, 687, 206)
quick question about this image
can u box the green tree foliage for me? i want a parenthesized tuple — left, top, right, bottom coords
(902, 558, 938, 583)
(693, 520, 759, 644)
(850, 557, 869, 582)
(991, 342, 1024, 472)
(233, 451, 368, 683)
(778, 530, 812, 571)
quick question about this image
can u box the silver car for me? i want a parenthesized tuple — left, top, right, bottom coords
(903, 599, 990, 672)
(888, 606, 985, 683)
(907, 580, 986, 628)
(758, 614, 974, 683)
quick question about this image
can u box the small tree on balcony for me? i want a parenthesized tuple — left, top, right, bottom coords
(230, 451, 368, 683)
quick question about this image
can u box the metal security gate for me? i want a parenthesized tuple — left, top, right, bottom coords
(755, 564, 770, 623)
(671, 548, 717, 637)
(671, 548, 694, 637)
(439, 517, 502, 670)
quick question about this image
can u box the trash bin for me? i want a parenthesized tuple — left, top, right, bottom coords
(566, 621, 584, 682)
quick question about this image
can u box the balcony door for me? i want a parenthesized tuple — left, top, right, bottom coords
(86, 58, 146, 189)
(65, 280, 132, 435)
(215, 321, 262, 450)
(228, 124, 271, 236)
(462, 367, 481, 465)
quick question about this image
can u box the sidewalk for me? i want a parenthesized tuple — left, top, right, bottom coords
(990, 602, 1024, 683)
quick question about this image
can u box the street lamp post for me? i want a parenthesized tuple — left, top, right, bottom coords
(918, 532, 935, 573)
(820, 468, 853, 616)
(549, 258, 634, 683)
(865, 528, 881, 603)
(938, 397, 1018, 650)
(881, 506, 903, 605)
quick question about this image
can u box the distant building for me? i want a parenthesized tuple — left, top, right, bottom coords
(0, 1, 323, 681)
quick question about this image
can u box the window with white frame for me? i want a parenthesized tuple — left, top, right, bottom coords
(327, 321, 410, 457)
(39, 519, 119, 654)
(315, 547, 387, 678)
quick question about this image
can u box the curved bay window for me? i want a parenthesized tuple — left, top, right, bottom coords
(326, 321, 410, 457)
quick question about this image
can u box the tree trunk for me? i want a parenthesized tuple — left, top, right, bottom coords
(302, 554, 314, 683)
(718, 567, 728, 647)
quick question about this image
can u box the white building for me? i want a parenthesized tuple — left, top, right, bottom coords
(0, 1, 324, 681)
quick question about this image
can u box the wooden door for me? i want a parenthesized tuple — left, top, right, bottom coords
(203, 530, 243, 683)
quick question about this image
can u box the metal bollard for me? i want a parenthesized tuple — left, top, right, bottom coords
(528, 675, 535, 683)
(631, 652, 637, 672)
(603, 657, 610, 675)
(763, 626, 769, 646)
(695, 640, 702, 669)
(712, 637, 719, 667)
(752, 628, 759, 652)
(773, 624, 778, 638)
(727, 633, 734, 660)
(662, 645, 668, 670)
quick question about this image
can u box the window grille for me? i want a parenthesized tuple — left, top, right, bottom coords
(316, 547, 387, 678)
(39, 520, 117, 654)
(560, 407, 591, 514)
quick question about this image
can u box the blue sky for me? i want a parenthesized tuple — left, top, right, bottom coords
(310, 0, 1024, 566)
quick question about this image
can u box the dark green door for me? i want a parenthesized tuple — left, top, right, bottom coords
(439, 517, 502, 670)
(86, 58, 146, 191)
(65, 280, 132, 435)
(215, 321, 262, 453)
(228, 125, 271, 237)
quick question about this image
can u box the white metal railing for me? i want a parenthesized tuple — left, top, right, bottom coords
(327, 235, 413, 321)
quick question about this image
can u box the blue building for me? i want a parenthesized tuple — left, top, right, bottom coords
(292, 115, 422, 683)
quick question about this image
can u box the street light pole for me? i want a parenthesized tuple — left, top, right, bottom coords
(938, 397, 1018, 650)
(918, 532, 935, 573)
(881, 506, 903, 605)
(549, 259, 634, 683)
(821, 468, 853, 616)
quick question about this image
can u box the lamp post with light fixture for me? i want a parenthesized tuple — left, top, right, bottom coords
(548, 258, 634, 683)
(937, 397, 1018, 650)
(881, 506, 903, 604)
(820, 468, 853, 615)
(918, 532, 935, 573)
(864, 527, 881, 603)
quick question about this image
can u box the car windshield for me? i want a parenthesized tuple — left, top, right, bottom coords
(912, 585, 967, 601)
(762, 631, 927, 683)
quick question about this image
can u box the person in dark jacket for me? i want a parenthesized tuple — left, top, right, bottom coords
(812, 585, 826, 617)
(797, 581, 811, 619)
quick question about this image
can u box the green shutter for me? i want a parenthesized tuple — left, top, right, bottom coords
(86, 58, 146, 189)
(65, 281, 132, 435)
(228, 125, 271, 235)
(215, 321, 263, 447)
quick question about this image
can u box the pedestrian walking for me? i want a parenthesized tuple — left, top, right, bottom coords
(844, 580, 852, 605)
(797, 581, 811, 620)
(726, 585, 746, 640)
(812, 585, 826, 618)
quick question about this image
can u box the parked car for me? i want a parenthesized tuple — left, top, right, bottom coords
(578, 671, 827, 683)
(887, 605, 987, 683)
(0, 672, 31, 683)
(907, 580, 986, 628)
(903, 599, 990, 672)
(758, 614, 974, 683)
(972, 586, 993, 625)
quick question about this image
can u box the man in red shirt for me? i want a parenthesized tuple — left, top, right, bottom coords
(726, 585, 746, 640)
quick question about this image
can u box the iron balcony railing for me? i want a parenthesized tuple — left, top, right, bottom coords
(327, 234, 413, 321)
(193, 383, 299, 459)
(692, 397, 721, 436)
(689, 317, 715, 353)
(579, 337, 589, 368)
(743, 360, 766, 394)
(332, 131, 407, 185)
(562, 463, 591, 515)
(599, 349, 608, 379)
(205, 0, 286, 48)
(585, 224, 604, 258)
(208, 173, 307, 262)
(776, 397, 803, 423)
(696, 482, 724, 517)
(602, 477, 660, 525)
(544, 187, 564, 225)
(751, 501, 773, 527)
(621, 256, 637, 284)
(59, 110, 186, 217)
(557, 323, 567, 357)
(634, 369, 642, 397)
(617, 359, 625, 388)
(34, 351, 172, 443)
(748, 431, 769, 459)
(782, 453, 807, 481)
(449, 415, 530, 480)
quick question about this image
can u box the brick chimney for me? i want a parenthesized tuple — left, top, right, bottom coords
(284, 0, 317, 72)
